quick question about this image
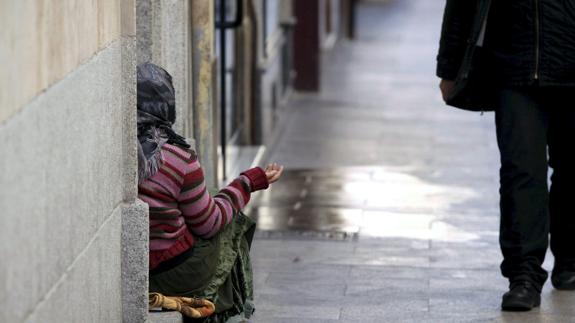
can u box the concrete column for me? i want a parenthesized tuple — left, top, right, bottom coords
(122, 0, 138, 204)
(121, 2, 150, 322)
(237, 0, 256, 145)
(121, 200, 149, 323)
(190, 0, 217, 187)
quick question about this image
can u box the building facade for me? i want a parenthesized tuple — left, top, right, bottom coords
(0, 0, 351, 321)
(0, 0, 144, 322)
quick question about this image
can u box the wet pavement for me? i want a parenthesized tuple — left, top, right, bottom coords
(247, 0, 575, 322)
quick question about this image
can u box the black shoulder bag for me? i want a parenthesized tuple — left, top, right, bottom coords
(446, 0, 496, 112)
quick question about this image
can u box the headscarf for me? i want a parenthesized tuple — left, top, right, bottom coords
(137, 62, 190, 183)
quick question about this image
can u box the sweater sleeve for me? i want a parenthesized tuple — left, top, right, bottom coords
(178, 157, 268, 238)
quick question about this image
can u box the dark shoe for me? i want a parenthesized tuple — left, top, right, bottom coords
(501, 281, 541, 311)
(551, 271, 575, 290)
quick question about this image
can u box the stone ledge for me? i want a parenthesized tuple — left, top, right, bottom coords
(149, 310, 184, 323)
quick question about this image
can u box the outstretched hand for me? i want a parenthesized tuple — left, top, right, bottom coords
(264, 163, 284, 184)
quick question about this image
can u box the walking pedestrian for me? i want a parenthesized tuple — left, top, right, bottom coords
(136, 62, 284, 321)
(437, 0, 575, 312)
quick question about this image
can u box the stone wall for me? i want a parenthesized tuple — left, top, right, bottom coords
(136, 0, 193, 138)
(0, 0, 145, 322)
(0, 0, 122, 122)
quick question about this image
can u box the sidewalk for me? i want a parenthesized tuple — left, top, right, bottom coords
(248, 0, 575, 322)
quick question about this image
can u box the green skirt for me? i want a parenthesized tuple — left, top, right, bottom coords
(149, 212, 256, 323)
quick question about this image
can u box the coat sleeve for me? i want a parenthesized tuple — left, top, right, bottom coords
(436, 0, 478, 80)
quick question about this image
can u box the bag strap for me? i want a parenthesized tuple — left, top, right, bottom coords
(457, 0, 492, 80)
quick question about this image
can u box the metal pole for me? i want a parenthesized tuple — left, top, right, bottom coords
(219, 0, 227, 180)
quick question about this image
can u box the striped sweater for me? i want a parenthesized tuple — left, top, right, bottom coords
(138, 144, 269, 270)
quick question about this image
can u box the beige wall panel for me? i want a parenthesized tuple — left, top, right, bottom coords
(0, 0, 122, 122)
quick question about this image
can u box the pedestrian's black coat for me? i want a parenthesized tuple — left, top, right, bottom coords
(437, 0, 575, 87)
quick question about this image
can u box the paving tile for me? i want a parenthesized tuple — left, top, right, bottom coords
(252, 318, 339, 323)
(251, 304, 341, 321)
(345, 278, 429, 297)
(350, 245, 431, 264)
(148, 311, 183, 323)
(355, 236, 430, 249)
(303, 191, 367, 209)
(320, 251, 429, 268)
(429, 289, 502, 315)
(252, 270, 270, 290)
(349, 265, 430, 281)
(250, 205, 362, 234)
(265, 265, 351, 286)
(256, 281, 346, 300)
(254, 292, 346, 309)
(496, 313, 575, 323)
(539, 289, 575, 315)
(429, 268, 507, 292)
(339, 301, 429, 322)
(429, 245, 502, 270)
(359, 210, 435, 239)
(251, 238, 356, 262)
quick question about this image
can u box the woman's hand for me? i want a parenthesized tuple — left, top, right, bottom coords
(264, 163, 284, 184)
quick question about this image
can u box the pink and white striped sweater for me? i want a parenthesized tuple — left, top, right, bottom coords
(138, 144, 269, 270)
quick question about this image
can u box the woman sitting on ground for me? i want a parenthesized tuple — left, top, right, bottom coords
(136, 63, 283, 322)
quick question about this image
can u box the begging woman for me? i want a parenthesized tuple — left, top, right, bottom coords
(136, 62, 283, 322)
